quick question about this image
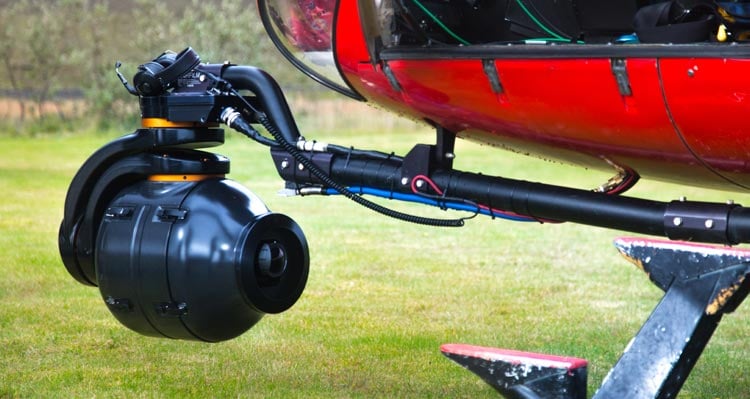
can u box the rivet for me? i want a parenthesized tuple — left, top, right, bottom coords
(673, 217, 683, 226)
(280, 160, 289, 169)
(416, 180, 424, 188)
(298, 163, 305, 171)
(401, 177, 409, 185)
(705, 219, 714, 229)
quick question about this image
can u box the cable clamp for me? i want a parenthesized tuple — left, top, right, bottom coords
(297, 139, 328, 153)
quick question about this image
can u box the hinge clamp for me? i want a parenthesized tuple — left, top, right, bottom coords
(611, 58, 632, 96)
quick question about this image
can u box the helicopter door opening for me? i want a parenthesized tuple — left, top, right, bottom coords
(369, 0, 723, 46)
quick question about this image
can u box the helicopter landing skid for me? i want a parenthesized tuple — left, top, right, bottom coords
(442, 237, 750, 399)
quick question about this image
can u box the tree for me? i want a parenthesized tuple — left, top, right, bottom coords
(0, 0, 87, 123)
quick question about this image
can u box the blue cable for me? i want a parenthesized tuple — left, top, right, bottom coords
(324, 187, 537, 222)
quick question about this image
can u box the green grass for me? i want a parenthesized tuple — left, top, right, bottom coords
(1, 118, 749, 398)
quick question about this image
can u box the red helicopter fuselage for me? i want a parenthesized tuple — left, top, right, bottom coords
(260, 0, 750, 192)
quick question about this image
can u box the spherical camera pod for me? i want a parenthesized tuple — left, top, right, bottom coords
(95, 177, 309, 342)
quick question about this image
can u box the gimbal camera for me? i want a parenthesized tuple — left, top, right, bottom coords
(58, 48, 311, 342)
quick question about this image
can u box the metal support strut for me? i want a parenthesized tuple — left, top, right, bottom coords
(442, 238, 750, 399)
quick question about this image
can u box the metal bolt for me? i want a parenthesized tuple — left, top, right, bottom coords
(673, 217, 683, 226)
(705, 219, 714, 229)
(445, 152, 456, 159)
(280, 160, 289, 170)
(199, 74, 206, 82)
(298, 163, 305, 171)
(416, 180, 424, 189)
(401, 177, 409, 186)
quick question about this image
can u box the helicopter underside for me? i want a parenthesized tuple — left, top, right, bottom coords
(261, 0, 750, 192)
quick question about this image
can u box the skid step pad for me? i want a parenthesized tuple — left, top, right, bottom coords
(441, 343, 587, 399)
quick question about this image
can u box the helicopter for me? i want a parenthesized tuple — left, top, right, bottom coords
(59, 1, 750, 397)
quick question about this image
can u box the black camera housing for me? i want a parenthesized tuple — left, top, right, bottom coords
(59, 50, 310, 342)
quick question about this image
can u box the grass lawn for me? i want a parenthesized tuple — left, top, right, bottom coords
(1, 108, 749, 398)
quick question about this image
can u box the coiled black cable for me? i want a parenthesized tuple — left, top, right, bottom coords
(326, 144, 403, 162)
(253, 110, 465, 227)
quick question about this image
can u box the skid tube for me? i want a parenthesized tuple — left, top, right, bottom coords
(442, 238, 750, 398)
